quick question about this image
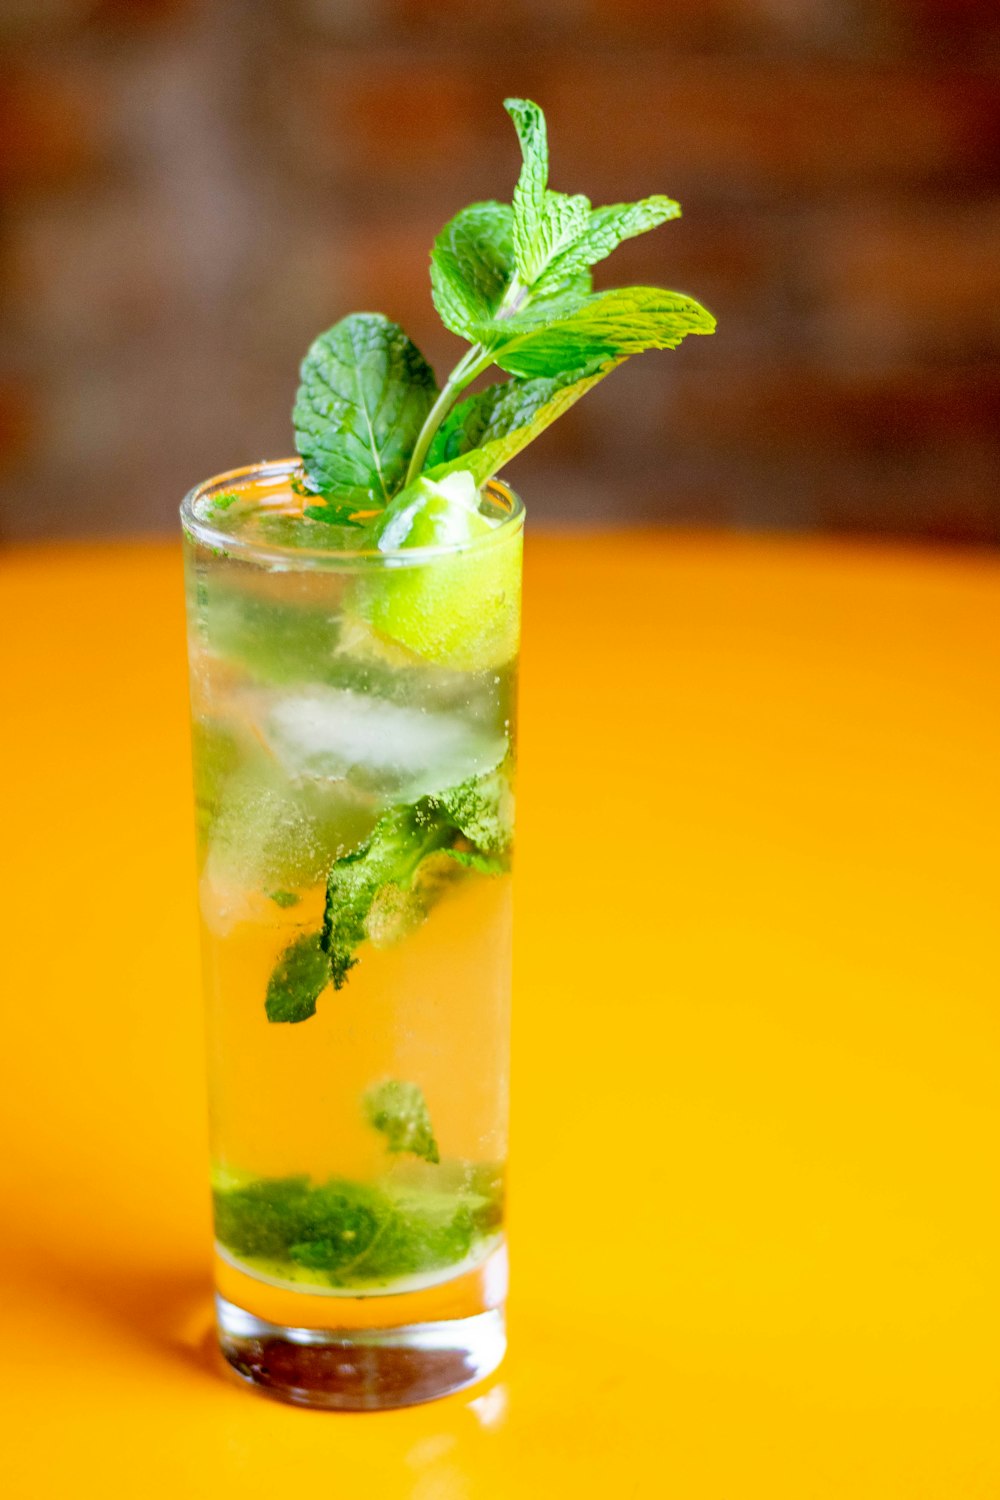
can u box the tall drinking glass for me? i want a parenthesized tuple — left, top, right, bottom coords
(181, 460, 522, 1409)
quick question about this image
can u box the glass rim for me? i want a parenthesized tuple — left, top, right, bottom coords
(180, 458, 525, 569)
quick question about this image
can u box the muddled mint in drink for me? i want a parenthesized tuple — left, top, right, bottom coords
(365, 1079, 440, 1164)
(213, 1167, 504, 1291)
(187, 503, 518, 1287)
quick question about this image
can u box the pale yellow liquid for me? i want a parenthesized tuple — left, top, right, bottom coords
(202, 872, 511, 1187)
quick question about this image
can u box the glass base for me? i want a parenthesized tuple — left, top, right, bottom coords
(216, 1293, 506, 1410)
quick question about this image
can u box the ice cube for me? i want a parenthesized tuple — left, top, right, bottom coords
(259, 687, 506, 799)
(202, 758, 377, 905)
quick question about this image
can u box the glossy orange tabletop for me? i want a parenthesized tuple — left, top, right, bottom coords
(3, 532, 998, 1498)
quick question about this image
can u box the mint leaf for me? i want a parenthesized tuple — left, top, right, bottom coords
(430, 201, 515, 340)
(505, 96, 547, 282)
(293, 313, 438, 512)
(522, 266, 593, 324)
(531, 196, 681, 297)
(265, 932, 330, 1023)
(322, 765, 513, 993)
(213, 1176, 312, 1259)
(207, 490, 239, 514)
(268, 890, 300, 908)
(504, 98, 590, 288)
(302, 498, 368, 528)
(432, 765, 513, 857)
(365, 1079, 440, 1163)
(426, 362, 616, 484)
(405, 100, 709, 481)
(212, 1169, 504, 1289)
(290, 472, 366, 528)
(289, 1188, 476, 1285)
(287, 1184, 384, 1275)
(527, 190, 591, 288)
(323, 803, 455, 990)
(431, 200, 591, 344)
(443, 846, 508, 875)
(362, 1189, 475, 1281)
(491, 285, 716, 379)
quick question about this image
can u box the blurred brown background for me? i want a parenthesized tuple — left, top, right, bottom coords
(1, 0, 998, 544)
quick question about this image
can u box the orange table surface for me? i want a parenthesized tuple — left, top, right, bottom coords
(3, 531, 998, 1498)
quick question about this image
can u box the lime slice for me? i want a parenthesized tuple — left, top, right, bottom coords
(356, 472, 521, 672)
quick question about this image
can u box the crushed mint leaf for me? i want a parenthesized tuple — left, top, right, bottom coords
(268, 890, 301, 909)
(365, 1079, 440, 1164)
(212, 1168, 503, 1289)
(265, 932, 329, 1024)
(260, 762, 512, 1021)
(208, 490, 239, 514)
(321, 763, 513, 997)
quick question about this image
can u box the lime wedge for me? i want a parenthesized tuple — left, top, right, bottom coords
(356, 472, 521, 671)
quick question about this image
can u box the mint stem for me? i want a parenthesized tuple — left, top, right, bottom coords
(404, 278, 530, 486)
(404, 343, 490, 484)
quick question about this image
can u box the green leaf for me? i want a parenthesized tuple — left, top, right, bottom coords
(288, 1185, 384, 1274)
(443, 846, 508, 875)
(268, 890, 301, 909)
(426, 362, 616, 485)
(206, 490, 239, 514)
(322, 803, 454, 990)
(293, 313, 438, 511)
(213, 1176, 312, 1259)
(430, 200, 591, 344)
(433, 765, 514, 857)
(491, 285, 717, 379)
(504, 97, 590, 288)
(321, 765, 513, 993)
(365, 1079, 440, 1163)
(212, 1168, 503, 1289)
(530, 190, 591, 287)
(505, 97, 548, 282)
(531, 196, 681, 297)
(302, 498, 367, 527)
(265, 932, 330, 1024)
(290, 473, 366, 528)
(521, 266, 593, 325)
(430, 201, 515, 340)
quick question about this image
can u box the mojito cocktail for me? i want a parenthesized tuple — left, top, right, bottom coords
(181, 95, 713, 1409)
(184, 463, 521, 1406)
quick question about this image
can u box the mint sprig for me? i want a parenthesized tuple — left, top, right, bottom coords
(294, 97, 715, 513)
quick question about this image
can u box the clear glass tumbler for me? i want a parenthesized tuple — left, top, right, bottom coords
(181, 459, 522, 1409)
